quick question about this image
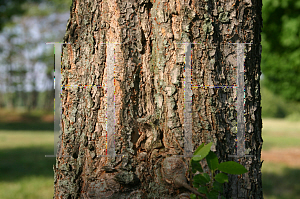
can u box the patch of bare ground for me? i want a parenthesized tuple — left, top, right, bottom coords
(41, 115, 54, 122)
(261, 147, 300, 168)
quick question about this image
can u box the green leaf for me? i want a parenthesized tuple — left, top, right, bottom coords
(193, 174, 210, 186)
(192, 181, 200, 188)
(207, 190, 219, 199)
(214, 173, 228, 183)
(206, 151, 219, 171)
(190, 193, 197, 199)
(193, 143, 205, 156)
(217, 161, 248, 175)
(198, 186, 208, 194)
(191, 159, 203, 173)
(203, 173, 211, 182)
(212, 181, 223, 192)
(192, 142, 213, 161)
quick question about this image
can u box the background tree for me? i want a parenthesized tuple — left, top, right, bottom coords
(0, 0, 71, 31)
(54, 0, 263, 198)
(0, 0, 71, 110)
(261, 0, 300, 102)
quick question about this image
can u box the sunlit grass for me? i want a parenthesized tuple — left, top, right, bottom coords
(0, 131, 54, 149)
(262, 118, 300, 151)
(0, 176, 54, 199)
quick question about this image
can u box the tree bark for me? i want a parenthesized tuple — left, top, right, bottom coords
(54, 0, 263, 198)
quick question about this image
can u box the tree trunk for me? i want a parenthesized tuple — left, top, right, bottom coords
(54, 0, 263, 198)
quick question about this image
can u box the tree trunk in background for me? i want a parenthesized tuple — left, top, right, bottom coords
(54, 0, 263, 198)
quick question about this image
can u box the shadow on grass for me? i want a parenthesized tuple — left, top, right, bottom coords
(0, 145, 56, 182)
(0, 122, 54, 131)
(263, 167, 300, 199)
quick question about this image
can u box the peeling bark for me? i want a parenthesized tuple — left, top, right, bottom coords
(54, 0, 263, 198)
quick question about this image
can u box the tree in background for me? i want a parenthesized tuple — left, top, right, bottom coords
(0, 0, 72, 110)
(0, 0, 72, 31)
(261, 0, 300, 102)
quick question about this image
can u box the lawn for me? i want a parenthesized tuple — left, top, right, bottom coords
(0, 118, 299, 198)
(0, 130, 55, 199)
(262, 118, 300, 151)
(261, 118, 300, 199)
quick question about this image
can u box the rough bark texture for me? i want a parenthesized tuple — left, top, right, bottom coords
(54, 0, 263, 198)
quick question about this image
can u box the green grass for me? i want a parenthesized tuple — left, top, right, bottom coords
(261, 118, 300, 199)
(0, 130, 55, 199)
(0, 116, 299, 198)
(0, 131, 54, 149)
(0, 122, 53, 131)
(262, 118, 300, 151)
(0, 176, 54, 199)
(261, 85, 300, 120)
(262, 162, 300, 199)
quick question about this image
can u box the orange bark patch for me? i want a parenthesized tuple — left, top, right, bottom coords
(161, 27, 166, 36)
